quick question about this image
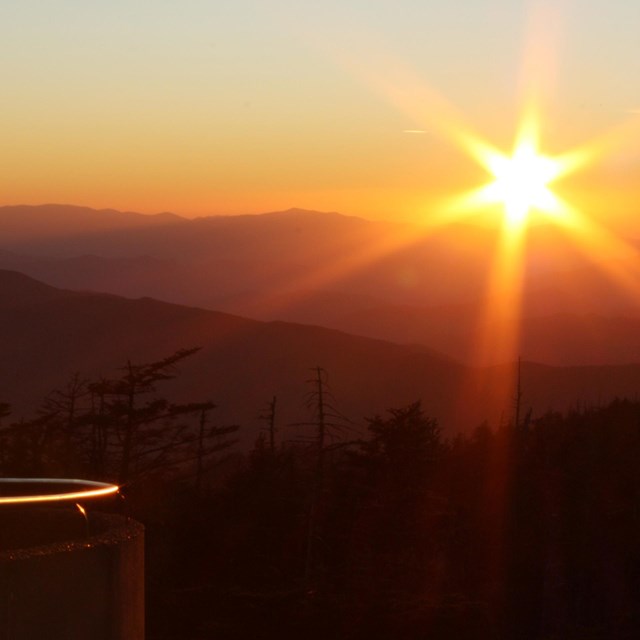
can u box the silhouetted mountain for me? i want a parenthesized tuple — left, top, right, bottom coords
(3, 251, 637, 365)
(300, 294, 640, 366)
(0, 205, 501, 303)
(1, 205, 639, 368)
(0, 269, 80, 308)
(0, 204, 185, 244)
(0, 270, 463, 441)
(2, 270, 640, 446)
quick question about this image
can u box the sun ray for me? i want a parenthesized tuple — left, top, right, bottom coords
(274, 10, 640, 372)
(292, 7, 640, 621)
(557, 115, 640, 176)
(246, 50, 640, 357)
(545, 203, 640, 298)
(233, 219, 438, 319)
(472, 223, 528, 366)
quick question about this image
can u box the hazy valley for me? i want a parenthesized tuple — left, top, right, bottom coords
(1, 204, 639, 364)
(2, 204, 640, 444)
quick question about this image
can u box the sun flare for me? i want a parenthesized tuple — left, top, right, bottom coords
(481, 137, 563, 227)
(448, 115, 574, 232)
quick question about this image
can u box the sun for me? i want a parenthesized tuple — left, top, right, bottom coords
(437, 114, 580, 235)
(467, 121, 567, 230)
(482, 138, 563, 227)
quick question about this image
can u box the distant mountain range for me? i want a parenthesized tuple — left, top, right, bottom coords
(2, 269, 640, 447)
(1, 204, 639, 367)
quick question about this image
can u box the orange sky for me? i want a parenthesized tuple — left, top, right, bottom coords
(2, 1, 640, 232)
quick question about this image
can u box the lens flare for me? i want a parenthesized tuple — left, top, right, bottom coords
(249, 8, 640, 373)
(449, 112, 580, 234)
(479, 137, 563, 227)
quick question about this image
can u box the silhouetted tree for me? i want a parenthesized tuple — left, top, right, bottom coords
(192, 405, 239, 494)
(294, 367, 354, 591)
(0, 413, 60, 475)
(258, 395, 278, 455)
(0, 348, 236, 483)
(359, 400, 441, 489)
(0, 401, 10, 470)
(78, 348, 206, 483)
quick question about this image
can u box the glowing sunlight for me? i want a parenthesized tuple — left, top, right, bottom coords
(475, 126, 564, 228)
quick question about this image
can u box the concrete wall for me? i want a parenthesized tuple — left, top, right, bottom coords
(0, 511, 144, 640)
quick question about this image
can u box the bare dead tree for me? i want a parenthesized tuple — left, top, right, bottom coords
(292, 366, 356, 592)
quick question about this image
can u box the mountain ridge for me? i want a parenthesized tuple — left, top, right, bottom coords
(2, 270, 640, 448)
(1, 204, 639, 368)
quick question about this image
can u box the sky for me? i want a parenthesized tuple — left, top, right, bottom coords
(2, 0, 640, 229)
